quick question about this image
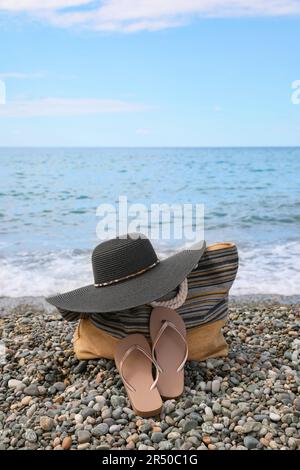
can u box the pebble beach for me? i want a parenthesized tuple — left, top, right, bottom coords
(0, 298, 299, 451)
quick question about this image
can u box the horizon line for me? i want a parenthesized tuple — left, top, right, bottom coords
(0, 145, 300, 149)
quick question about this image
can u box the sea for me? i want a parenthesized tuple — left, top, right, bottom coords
(0, 147, 299, 298)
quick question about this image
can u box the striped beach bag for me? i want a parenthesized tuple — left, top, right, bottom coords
(59, 242, 238, 361)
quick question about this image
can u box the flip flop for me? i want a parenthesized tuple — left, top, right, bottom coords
(114, 333, 162, 417)
(150, 307, 188, 399)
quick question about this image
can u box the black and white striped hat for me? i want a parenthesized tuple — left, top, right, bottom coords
(47, 233, 206, 313)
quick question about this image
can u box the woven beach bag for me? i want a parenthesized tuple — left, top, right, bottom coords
(69, 242, 238, 361)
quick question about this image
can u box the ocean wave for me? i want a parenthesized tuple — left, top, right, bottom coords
(0, 250, 92, 297)
(0, 242, 300, 298)
(231, 241, 300, 296)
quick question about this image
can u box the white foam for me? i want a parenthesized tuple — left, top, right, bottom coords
(0, 242, 299, 297)
(0, 250, 92, 297)
(231, 241, 300, 296)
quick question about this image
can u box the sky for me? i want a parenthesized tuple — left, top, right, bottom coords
(0, 0, 300, 146)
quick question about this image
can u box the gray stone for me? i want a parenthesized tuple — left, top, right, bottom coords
(213, 423, 224, 431)
(111, 395, 127, 408)
(253, 414, 268, 422)
(140, 422, 152, 433)
(24, 384, 40, 396)
(158, 440, 173, 450)
(109, 424, 121, 434)
(212, 402, 222, 414)
(54, 382, 65, 392)
(204, 407, 214, 421)
(269, 412, 281, 422)
(81, 407, 96, 419)
(73, 361, 88, 374)
(201, 423, 215, 434)
(211, 380, 221, 394)
(151, 432, 164, 443)
(26, 404, 37, 418)
(92, 423, 109, 437)
(244, 436, 259, 450)
(25, 429, 37, 443)
(167, 431, 181, 440)
(183, 420, 198, 432)
(284, 427, 295, 437)
(112, 407, 123, 420)
(287, 437, 297, 450)
(77, 430, 91, 444)
(294, 399, 300, 411)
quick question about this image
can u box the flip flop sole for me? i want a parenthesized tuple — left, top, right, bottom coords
(114, 334, 162, 417)
(150, 307, 187, 399)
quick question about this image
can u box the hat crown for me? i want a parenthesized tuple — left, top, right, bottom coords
(92, 234, 158, 286)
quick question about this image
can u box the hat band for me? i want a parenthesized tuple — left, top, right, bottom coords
(94, 259, 160, 287)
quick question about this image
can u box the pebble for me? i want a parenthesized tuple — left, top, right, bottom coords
(8, 379, 25, 390)
(111, 395, 127, 408)
(53, 437, 60, 448)
(151, 432, 164, 443)
(244, 436, 259, 450)
(158, 440, 172, 450)
(201, 423, 215, 434)
(25, 430, 37, 443)
(140, 422, 152, 433)
(101, 408, 112, 419)
(74, 414, 83, 424)
(81, 407, 96, 419)
(54, 382, 66, 392)
(23, 384, 40, 396)
(62, 436, 72, 450)
(92, 423, 109, 437)
(40, 416, 55, 431)
(167, 432, 181, 440)
(73, 361, 88, 374)
(211, 380, 221, 394)
(21, 396, 32, 406)
(1, 300, 298, 451)
(109, 424, 121, 434)
(269, 412, 281, 422)
(204, 407, 214, 421)
(95, 395, 106, 408)
(288, 438, 297, 450)
(78, 443, 90, 450)
(212, 402, 222, 414)
(77, 430, 91, 444)
(26, 404, 37, 418)
(183, 420, 198, 432)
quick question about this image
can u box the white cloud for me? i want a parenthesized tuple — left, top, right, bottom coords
(0, 97, 151, 117)
(0, 1, 300, 32)
(0, 71, 45, 79)
(0, 1, 91, 11)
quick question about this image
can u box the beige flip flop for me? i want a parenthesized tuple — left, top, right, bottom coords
(114, 333, 163, 417)
(150, 307, 188, 399)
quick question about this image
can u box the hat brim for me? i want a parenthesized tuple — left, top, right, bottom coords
(47, 240, 206, 313)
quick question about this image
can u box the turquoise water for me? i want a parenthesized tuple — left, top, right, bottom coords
(0, 147, 300, 296)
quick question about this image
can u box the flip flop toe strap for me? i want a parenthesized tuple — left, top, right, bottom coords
(152, 320, 188, 373)
(119, 344, 160, 393)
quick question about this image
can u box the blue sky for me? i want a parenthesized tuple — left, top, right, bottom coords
(0, 1, 300, 146)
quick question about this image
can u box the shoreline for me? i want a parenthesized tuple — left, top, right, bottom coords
(0, 300, 299, 450)
(1, 294, 300, 318)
